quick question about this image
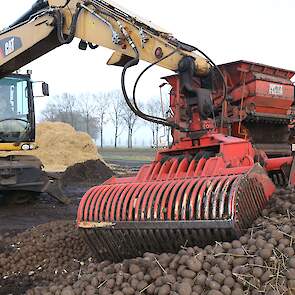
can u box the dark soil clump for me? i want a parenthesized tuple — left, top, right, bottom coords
(61, 160, 114, 187)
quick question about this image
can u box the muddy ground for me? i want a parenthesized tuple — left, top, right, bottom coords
(0, 190, 80, 238)
(0, 158, 120, 236)
(1, 152, 295, 295)
(0, 158, 133, 295)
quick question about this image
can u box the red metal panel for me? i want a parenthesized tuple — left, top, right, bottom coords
(110, 184, 131, 220)
(153, 181, 174, 220)
(115, 184, 136, 221)
(121, 184, 140, 221)
(126, 183, 146, 220)
(189, 178, 207, 220)
(134, 183, 154, 221)
(167, 180, 185, 220)
(77, 186, 96, 222)
(174, 179, 193, 220)
(146, 183, 163, 219)
(89, 186, 107, 221)
(160, 180, 180, 220)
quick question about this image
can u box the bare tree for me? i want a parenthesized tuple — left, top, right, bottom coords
(41, 93, 76, 126)
(77, 93, 98, 135)
(41, 93, 99, 140)
(145, 97, 164, 148)
(109, 90, 125, 148)
(122, 101, 141, 149)
(61, 93, 77, 128)
(41, 102, 58, 121)
(93, 93, 109, 149)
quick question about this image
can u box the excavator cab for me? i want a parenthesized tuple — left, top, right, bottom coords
(0, 73, 69, 204)
(0, 73, 36, 148)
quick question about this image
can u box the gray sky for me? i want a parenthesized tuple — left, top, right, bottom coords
(1, 0, 295, 146)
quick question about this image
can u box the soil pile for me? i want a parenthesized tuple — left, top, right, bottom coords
(0, 122, 100, 172)
(2, 190, 295, 294)
(61, 160, 114, 187)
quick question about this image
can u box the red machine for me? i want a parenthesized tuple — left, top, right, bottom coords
(78, 60, 295, 261)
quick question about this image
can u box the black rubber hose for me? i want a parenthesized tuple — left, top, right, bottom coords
(121, 52, 178, 128)
(54, 4, 83, 45)
(132, 49, 182, 124)
(193, 47, 227, 103)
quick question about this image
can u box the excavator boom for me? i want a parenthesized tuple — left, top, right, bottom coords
(0, 0, 210, 77)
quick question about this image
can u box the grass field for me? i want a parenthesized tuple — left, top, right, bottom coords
(99, 147, 156, 162)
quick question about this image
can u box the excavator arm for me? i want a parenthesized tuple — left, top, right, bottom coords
(0, 0, 210, 77)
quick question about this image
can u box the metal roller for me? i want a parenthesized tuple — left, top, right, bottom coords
(77, 158, 271, 262)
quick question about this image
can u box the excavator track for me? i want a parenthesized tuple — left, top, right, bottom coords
(78, 161, 272, 262)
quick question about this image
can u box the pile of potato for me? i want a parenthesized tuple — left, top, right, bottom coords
(0, 221, 90, 286)
(2, 189, 295, 295)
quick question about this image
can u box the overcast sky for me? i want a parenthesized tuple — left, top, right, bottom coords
(1, 0, 295, 146)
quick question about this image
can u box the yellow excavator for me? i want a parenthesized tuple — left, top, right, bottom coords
(0, 71, 69, 204)
(1, 0, 294, 260)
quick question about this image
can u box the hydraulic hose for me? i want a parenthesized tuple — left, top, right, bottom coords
(121, 51, 179, 129)
(53, 4, 83, 45)
(132, 48, 180, 125)
(193, 47, 227, 103)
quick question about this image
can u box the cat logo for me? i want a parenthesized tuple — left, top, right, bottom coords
(4, 38, 15, 56)
(0, 36, 22, 57)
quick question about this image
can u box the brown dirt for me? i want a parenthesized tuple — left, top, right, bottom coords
(0, 221, 91, 295)
(0, 158, 114, 237)
(61, 159, 114, 188)
(1, 190, 295, 295)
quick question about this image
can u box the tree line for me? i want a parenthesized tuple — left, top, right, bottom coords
(41, 90, 169, 148)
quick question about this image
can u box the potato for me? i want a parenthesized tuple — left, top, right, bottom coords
(177, 282, 192, 295)
(208, 280, 221, 290)
(129, 264, 141, 275)
(207, 291, 223, 295)
(158, 284, 171, 295)
(150, 267, 162, 279)
(221, 285, 231, 295)
(223, 276, 235, 288)
(260, 270, 272, 283)
(289, 257, 295, 268)
(186, 256, 202, 272)
(122, 287, 135, 295)
(252, 267, 263, 278)
(284, 247, 295, 257)
(195, 273, 207, 286)
(164, 274, 176, 284)
(137, 280, 148, 291)
(259, 248, 272, 260)
(213, 273, 225, 284)
(181, 269, 196, 279)
(287, 268, 295, 280)
(146, 283, 156, 295)
(231, 289, 244, 295)
(61, 287, 75, 295)
(130, 278, 139, 289)
(179, 255, 189, 265)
